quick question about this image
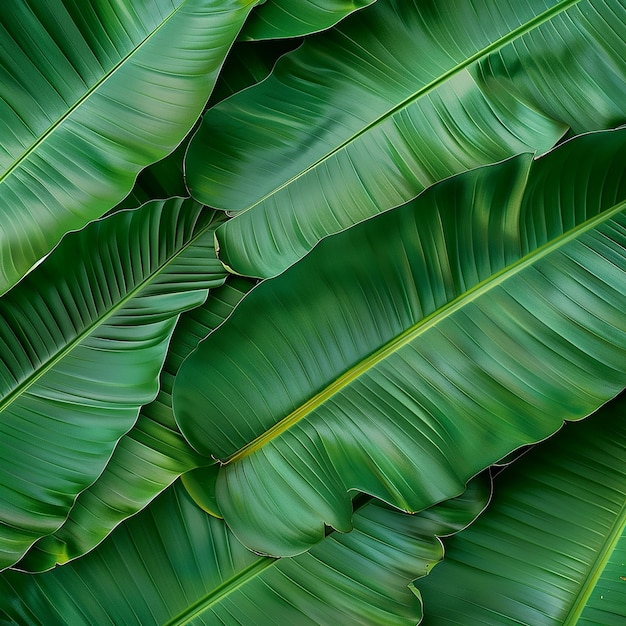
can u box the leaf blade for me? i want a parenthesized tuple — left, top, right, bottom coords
(0, 0, 258, 294)
(0, 477, 489, 625)
(174, 129, 626, 556)
(16, 277, 255, 573)
(240, 0, 376, 40)
(415, 394, 626, 626)
(0, 198, 227, 570)
(187, 0, 626, 277)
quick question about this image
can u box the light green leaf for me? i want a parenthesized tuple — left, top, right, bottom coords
(0, 477, 489, 625)
(0, 0, 259, 295)
(174, 129, 626, 557)
(186, 0, 626, 278)
(0, 198, 227, 571)
(415, 393, 626, 626)
(16, 277, 255, 573)
(240, 0, 376, 40)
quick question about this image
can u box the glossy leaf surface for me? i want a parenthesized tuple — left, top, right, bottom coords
(416, 394, 626, 626)
(174, 130, 626, 556)
(0, 0, 258, 295)
(0, 199, 227, 570)
(186, 0, 626, 277)
(0, 478, 489, 625)
(16, 277, 255, 573)
(240, 0, 376, 40)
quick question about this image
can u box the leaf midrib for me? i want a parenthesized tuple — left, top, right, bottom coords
(562, 499, 626, 625)
(0, 0, 185, 187)
(0, 207, 218, 416)
(238, 0, 581, 214)
(226, 198, 626, 464)
(163, 495, 376, 625)
(164, 558, 276, 626)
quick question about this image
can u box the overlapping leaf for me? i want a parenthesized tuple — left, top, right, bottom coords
(0, 477, 489, 625)
(174, 129, 626, 557)
(0, 0, 259, 295)
(115, 139, 189, 212)
(0, 198, 227, 571)
(415, 393, 626, 626)
(240, 0, 376, 40)
(207, 39, 304, 108)
(16, 277, 255, 573)
(186, 0, 626, 278)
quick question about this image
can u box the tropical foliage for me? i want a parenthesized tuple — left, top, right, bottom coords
(415, 393, 626, 626)
(0, 0, 625, 624)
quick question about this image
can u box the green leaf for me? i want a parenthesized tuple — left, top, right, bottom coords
(0, 198, 227, 571)
(114, 139, 190, 212)
(207, 39, 304, 108)
(182, 463, 223, 518)
(16, 277, 255, 573)
(0, 0, 259, 295)
(0, 477, 489, 625)
(415, 393, 626, 626)
(185, 0, 626, 278)
(240, 0, 376, 40)
(173, 129, 626, 557)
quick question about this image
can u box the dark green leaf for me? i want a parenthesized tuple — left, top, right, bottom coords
(208, 39, 304, 108)
(114, 140, 190, 212)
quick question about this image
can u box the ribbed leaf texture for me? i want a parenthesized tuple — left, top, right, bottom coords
(0, 477, 489, 625)
(0, 198, 227, 570)
(0, 0, 258, 295)
(174, 129, 626, 557)
(17, 277, 255, 573)
(415, 393, 626, 626)
(186, 0, 626, 278)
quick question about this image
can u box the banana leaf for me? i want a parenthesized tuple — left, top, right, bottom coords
(173, 129, 626, 557)
(415, 393, 626, 626)
(114, 139, 190, 212)
(207, 39, 304, 108)
(117, 36, 301, 212)
(0, 199, 227, 571)
(182, 463, 224, 519)
(0, 0, 258, 295)
(240, 0, 376, 40)
(0, 476, 489, 625)
(16, 277, 255, 573)
(185, 0, 626, 278)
